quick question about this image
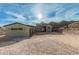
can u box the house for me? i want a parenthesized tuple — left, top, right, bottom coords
(35, 23, 52, 32)
(4, 22, 34, 37)
(68, 21, 79, 31)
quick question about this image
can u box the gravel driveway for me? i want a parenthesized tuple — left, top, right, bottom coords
(0, 34, 78, 55)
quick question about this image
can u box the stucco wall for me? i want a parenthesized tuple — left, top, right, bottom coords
(46, 25, 52, 32)
(5, 23, 31, 37)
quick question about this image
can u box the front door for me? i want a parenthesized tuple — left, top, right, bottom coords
(41, 26, 46, 32)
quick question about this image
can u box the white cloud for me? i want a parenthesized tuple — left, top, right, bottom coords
(31, 4, 45, 18)
(5, 4, 65, 24)
(45, 16, 64, 23)
(1, 4, 79, 25)
(65, 8, 79, 20)
(31, 4, 63, 23)
(5, 11, 27, 23)
(56, 8, 65, 16)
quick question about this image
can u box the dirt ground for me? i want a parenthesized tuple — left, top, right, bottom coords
(0, 33, 79, 55)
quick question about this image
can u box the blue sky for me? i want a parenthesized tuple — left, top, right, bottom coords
(0, 3, 79, 26)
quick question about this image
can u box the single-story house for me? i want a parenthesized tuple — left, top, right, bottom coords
(35, 24, 52, 32)
(4, 22, 34, 37)
(68, 21, 79, 31)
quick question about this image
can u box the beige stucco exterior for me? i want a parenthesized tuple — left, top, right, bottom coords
(46, 25, 52, 32)
(68, 22, 79, 31)
(35, 24, 52, 32)
(4, 23, 33, 37)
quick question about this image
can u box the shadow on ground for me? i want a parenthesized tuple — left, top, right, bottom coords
(0, 35, 31, 47)
(0, 32, 63, 47)
(34, 32, 64, 35)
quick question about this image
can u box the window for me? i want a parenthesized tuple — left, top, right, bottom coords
(19, 28, 23, 30)
(11, 28, 23, 30)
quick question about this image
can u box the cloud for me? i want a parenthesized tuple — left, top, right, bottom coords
(65, 8, 79, 19)
(0, 3, 79, 25)
(31, 4, 63, 23)
(6, 11, 26, 19)
(5, 11, 27, 23)
(64, 8, 79, 21)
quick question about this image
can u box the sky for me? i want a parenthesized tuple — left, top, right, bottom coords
(0, 3, 79, 26)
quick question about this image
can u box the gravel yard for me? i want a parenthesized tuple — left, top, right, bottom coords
(0, 34, 78, 55)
